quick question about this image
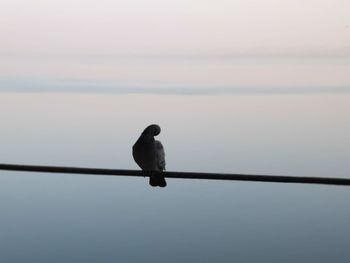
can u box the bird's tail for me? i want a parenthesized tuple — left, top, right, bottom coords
(149, 174, 167, 187)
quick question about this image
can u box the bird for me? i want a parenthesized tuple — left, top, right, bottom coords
(132, 124, 166, 187)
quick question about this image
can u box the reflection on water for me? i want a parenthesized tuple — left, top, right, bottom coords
(0, 91, 349, 262)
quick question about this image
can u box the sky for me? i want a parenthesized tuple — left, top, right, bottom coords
(0, 0, 349, 92)
(1, 0, 350, 57)
(1, 3, 350, 261)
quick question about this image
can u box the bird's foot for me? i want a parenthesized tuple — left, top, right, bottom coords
(147, 171, 167, 187)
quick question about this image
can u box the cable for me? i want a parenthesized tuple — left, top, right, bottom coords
(0, 163, 349, 186)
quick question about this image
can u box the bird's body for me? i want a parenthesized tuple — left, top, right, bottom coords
(133, 124, 166, 187)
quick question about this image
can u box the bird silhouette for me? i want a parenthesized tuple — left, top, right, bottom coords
(132, 124, 166, 187)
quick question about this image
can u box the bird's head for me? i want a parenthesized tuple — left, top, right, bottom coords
(143, 124, 161, 136)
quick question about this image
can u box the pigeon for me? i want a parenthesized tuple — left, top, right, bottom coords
(132, 124, 166, 187)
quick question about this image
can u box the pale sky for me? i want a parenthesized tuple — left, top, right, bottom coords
(1, 0, 350, 56)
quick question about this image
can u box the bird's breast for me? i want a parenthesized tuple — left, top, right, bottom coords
(132, 140, 158, 171)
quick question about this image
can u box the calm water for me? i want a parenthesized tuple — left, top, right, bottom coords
(0, 57, 350, 262)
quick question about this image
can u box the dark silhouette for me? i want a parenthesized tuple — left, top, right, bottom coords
(1, 163, 350, 186)
(132, 124, 167, 187)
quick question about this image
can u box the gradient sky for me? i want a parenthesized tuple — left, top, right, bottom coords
(1, 0, 349, 56)
(1, 2, 350, 261)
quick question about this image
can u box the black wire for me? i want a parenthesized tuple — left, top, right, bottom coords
(1, 163, 349, 186)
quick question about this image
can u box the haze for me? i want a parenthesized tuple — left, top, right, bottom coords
(1, 0, 349, 57)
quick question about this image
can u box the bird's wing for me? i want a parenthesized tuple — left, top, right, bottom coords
(155, 140, 166, 171)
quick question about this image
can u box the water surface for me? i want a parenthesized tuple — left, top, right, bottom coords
(0, 57, 349, 262)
